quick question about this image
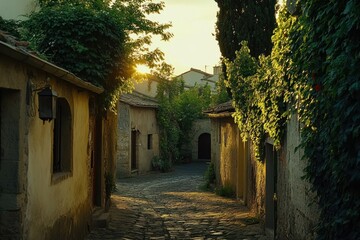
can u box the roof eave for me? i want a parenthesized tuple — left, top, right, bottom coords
(0, 41, 104, 94)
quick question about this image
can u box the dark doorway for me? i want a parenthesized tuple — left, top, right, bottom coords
(265, 142, 277, 238)
(131, 130, 137, 170)
(198, 133, 211, 160)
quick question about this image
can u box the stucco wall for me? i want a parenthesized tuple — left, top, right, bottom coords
(179, 71, 206, 87)
(0, 54, 93, 239)
(210, 118, 220, 166)
(191, 119, 211, 161)
(26, 70, 92, 239)
(277, 114, 319, 239)
(219, 118, 238, 190)
(116, 104, 159, 178)
(130, 107, 159, 174)
(209, 117, 247, 200)
(134, 80, 158, 98)
(247, 143, 266, 217)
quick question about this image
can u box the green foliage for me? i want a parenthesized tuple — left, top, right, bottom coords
(215, 0, 276, 60)
(22, 0, 172, 111)
(203, 162, 216, 190)
(23, 4, 127, 86)
(151, 155, 172, 172)
(155, 71, 212, 167)
(221, 2, 360, 238)
(211, 72, 231, 105)
(0, 17, 21, 38)
(224, 40, 288, 160)
(215, 183, 235, 198)
(287, 1, 360, 239)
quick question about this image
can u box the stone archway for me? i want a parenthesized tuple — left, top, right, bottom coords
(198, 133, 211, 160)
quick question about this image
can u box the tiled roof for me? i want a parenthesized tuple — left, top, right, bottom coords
(0, 30, 31, 51)
(204, 100, 234, 114)
(120, 91, 158, 108)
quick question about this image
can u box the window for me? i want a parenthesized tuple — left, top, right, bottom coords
(53, 98, 72, 174)
(147, 134, 153, 150)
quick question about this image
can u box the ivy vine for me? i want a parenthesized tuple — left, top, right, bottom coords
(155, 70, 211, 169)
(290, 1, 360, 238)
(225, 1, 360, 238)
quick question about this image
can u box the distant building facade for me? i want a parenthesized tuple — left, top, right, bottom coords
(116, 92, 160, 178)
(0, 0, 37, 20)
(177, 66, 221, 91)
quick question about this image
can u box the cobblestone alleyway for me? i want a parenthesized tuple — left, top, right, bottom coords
(86, 162, 266, 240)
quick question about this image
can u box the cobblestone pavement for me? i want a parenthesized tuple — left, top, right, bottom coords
(86, 162, 266, 240)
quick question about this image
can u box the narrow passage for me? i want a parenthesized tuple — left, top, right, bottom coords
(87, 162, 265, 240)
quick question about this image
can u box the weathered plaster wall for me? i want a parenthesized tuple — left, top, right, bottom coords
(246, 142, 266, 218)
(191, 119, 211, 161)
(134, 81, 158, 98)
(180, 71, 206, 87)
(209, 117, 247, 200)
(116, 103, 131, 178)
(26, 71, 92, 239)
(277, 114, 319, 239)
(210, 118, 220, 172)
(130, 107, 159, 175)
(0, 54, 93, 239)
(116, 104, 159, 178)
(218, 118, 238, 191)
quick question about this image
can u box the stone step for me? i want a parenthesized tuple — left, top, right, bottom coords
(92, 207, 110, 228)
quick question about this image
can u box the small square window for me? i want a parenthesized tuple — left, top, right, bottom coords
(147, 134, 153, 150)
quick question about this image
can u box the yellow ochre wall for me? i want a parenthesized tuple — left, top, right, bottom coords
(210, 117, 247, 201)
(0, 54, 93, 239)
(130, 107, 159, 174)
(26, 75, 92, 239)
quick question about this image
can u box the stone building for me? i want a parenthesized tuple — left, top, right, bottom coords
(0, 31, 106, 239)
(190, 119, 212, 162)
(116, 91, 159, 178)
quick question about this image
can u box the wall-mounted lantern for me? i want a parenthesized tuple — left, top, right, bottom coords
(38, 87, 57, 121)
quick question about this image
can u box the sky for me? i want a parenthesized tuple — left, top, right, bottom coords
(149, 0, 222, 75)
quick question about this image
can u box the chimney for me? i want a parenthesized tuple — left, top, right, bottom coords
(213, 66, 222, 75)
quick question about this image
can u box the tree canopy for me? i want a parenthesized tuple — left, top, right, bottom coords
(22, 0, 172, 110)
(215, 0, 276, 60)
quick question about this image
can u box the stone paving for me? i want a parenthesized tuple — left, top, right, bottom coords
(86, 162, 266, 240)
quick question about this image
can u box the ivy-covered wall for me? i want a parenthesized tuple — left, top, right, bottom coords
(221, 1, 360, 238)
(277, 114, 319, 239)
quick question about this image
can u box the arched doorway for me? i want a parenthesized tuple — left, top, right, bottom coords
(198, 133, 211, 160)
